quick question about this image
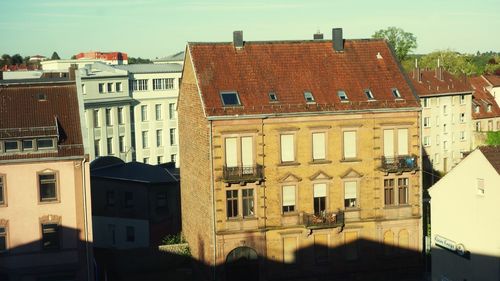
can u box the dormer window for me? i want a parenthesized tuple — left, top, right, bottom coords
(338, 90, 348, 101)
(269, 92, 278, 102)
(4, 141, 19, 152)
(487, 104, 492, 112)
(364, 89, 374, 100)
(304, 91, 315, 103)
(37, 138, 55, 149)
(37, 93, 47, 101)
(475, 105, 480, 113)
(220, 92, 241, 106)
(392, 88, 401, 98)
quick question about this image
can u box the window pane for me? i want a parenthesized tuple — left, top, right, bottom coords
(39, 174, 57, 201)
(384, 179, 394, 205)
(4, 141, 18, 151)
(225, 138, 238, 168)
(282, 185, 295, 207)
(242, 189, 254, 217)
(0, 178, 4, 204)
(221, 93, 240, 106)
(313, 183, 326, 197)
(280, 134, 295, 162)
(42, 223, 60, 250)
(312, 132, 326, 160)
(226, 190, 238, 218)
(398, 129, 408, 155)
(37, 138, 54, 149)
(241, 137, 253, 169)
(23, 139, 34, 150)
(343, 131, 356, 159)
(383, 129, 394, 158)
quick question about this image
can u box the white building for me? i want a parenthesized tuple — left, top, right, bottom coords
(152, 51, 185, 66)
(41, 59, 117, 71)
(429, 146, 500, 281)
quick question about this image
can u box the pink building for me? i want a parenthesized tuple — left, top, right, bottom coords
(0, 79, 94, 281)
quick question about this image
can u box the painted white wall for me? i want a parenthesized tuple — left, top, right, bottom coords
(429, 149, 500, 281)
(92, 216, 149, 249)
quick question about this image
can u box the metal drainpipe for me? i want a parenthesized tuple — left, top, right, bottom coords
(81, 157, 91, 281)
(209, 120, 217, 280)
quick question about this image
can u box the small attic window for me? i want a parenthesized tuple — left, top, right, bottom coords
(269, 92, 278, 102)
(304, 91, 315, 103)
(487, 104, 492, 112)
(392, 88, 402, 98)
(220, 92, 241, 106)
(364, 89, 374, 100)
(37, 93, 47, 101)
(338, 90, 348, 101)
(475, 105, 480, 113)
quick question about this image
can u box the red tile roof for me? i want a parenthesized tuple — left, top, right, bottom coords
(408, 69, 473, 97)
(483, 74, 500, 87)
(0, 82, 84, 160)
(469, 76, 500, 120)
(479, 146, 500, 174)
(188, 39, 419, 117)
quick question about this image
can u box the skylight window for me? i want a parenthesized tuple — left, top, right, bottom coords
(364, 89, 374, 100)
(220, 92, 241, 106)
(392, 88, 401, 98)
(337, 90, 348, 101)
(269, 92, 278, 102)
(304, 91, 315, 103)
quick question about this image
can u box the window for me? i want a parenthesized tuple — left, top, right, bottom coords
(487, 104, 492, 112)
(443, 124, 447, 134)
(460, 94, 465, 104)
(280, 134, 295, 163)
(39, 173, 57, 202)
(443, 105, 447, 115)
(364, 89, 374, 100)
(0, 226, 6, 252)
(460, 131, 466, 141)
(23, 139, 34, 151)
(142, 131, 148, 148)
(312, 132, 326, 161)
(313, 183, 327, 214)
(344, 181, 357, 208)
(0, 176, 5, 206)
(118, 107, 124, 124)
(107, 82, 113, 93)
(169, 103, 176, 119)
(106, 190, 115, 207)
(434, 153, 440, 164)
(93, 109, 100, 128)
(398, 178, 409, 204)
(226, 190, 238, 218)
(475, 105, 480, 113)
(42, 223, 60, 250)
(94, 139, 100, 157)
(488, 120, 493, 131)
(157, 156, 163, 164)
(392, 88, 401, 98)
(155, 104, 162, 120)
(384, 179, 395, 205)
(133, 79, 148, 91)
(98, 83, 105, 93)
(119, 136, 125, 153)
(82, 84, 86, 95)
(423, 136, 431, 146)
(153, 78, 174, 90)
(126, 226, 135, 242)
(382, 128, 409, 156)
(37, 138, 54, 149)
(338, 90, 348, 101)
(477, 178, 485, 195)
(105, 108, 112, 126)
(422, 98, 429, 108)
(143, 157, 149, 164)
(242, 189, 254, 217)
(4, 140, 18, 152)
(443, 141, 448, 150)
(141, 105, 148, 121)
(156, 129, 162, 147)
(343, 131, 357, 159)
(282, 185, 296, 213)
(269, 92, 278, 101)
(476, 121, 481, 132)
(116, 82, 122, 92)
(436, 134, 440, 145)
(107, 137, 113, 154)
(170, 154, 177, 163)
(124, 192, 134, 208)
(460, 113, 465, 123)
(304, 91, 315, 102)
(423, 117, 430, 127)
(220, 92, 241, 106)
(169, 128, 176, 145)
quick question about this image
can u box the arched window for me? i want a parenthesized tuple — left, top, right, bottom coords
(226, 246, 259, 281)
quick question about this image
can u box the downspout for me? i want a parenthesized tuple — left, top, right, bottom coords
(209, 120, 217, 281)
(81, 157, 92, 281)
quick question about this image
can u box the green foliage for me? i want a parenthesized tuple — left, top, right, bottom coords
(11, 54, 23, 65)
(161, 233, 187, 245)
(51, 51, 60, 60)
(418, 50, 478, 75)
(128, 57, 152, 64)
(372, 27, 417, 61)
(485, 131, 500, 146)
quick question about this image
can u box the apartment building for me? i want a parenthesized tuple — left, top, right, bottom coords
(0, 79, 94, 281)
(75, 51, 128, 65)
(114, 64, 182, 166)
(179, 30, 423, 280)
(469, 76, 500, 147)
(409, 64, 474, 173)
(482, 74, 500, 106)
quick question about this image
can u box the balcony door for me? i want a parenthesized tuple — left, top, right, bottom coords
(225, 136, 254, 174)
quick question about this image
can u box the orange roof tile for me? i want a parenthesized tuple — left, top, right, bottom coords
(469, 76, 500, 120)
(483, 74, 500, 87)
(408, 69, 473, 97)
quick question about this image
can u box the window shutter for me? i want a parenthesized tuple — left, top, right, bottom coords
(398, 129, 409, 155)
(241, 137, 253, 168)
(312, 132, 326, 160)
(344, 181, 357, 199)
(313, 183, 327, 198)
(383, 129, 394, 158)
(343, 131, 356, 158)
(225, 138, 238, 167)
(281, 134, 295, 162)
(282, 185, 295, 206)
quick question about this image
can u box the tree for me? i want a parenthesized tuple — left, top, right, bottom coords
(51, 51, 61, 60)
(11, 54, 23, 65)
(372, 27, 417, 61)
(485, 131, 500, 146)
(418, 50, 478, 76)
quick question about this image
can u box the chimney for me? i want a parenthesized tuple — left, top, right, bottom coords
(436, 58, 443, 81)
(414, 59, 422, 83)
(68, 64, 78, 81)
(332, 28, 344, 52)
(233, 31, 244, 49)
(313, 31, 324, 40)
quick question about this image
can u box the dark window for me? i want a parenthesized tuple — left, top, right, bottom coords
(226, 190, 238, 218)
(220, 92, 241, 106)
(384, 179, 395, 205)
(4, 141, 18, 151)
(37, 138, 54, 149)
(269, 92, 278, 101)
(338, 90, 348, 101)
(242, 189, 254, 217)
(364, 89, 374, 100)
(23, 139, 34, 150)
(42, 223, 60, 250)
(106, 191, 115, 207)
(124, 192, 134, 208)
(314, 196, 326, 215)
(304, 91, 315, 102)
(398, 178, 409, 204)
(39, 174, 57, 202)
(0, 176, 4, 205)
(392, 88, 401, 98)
(0, 227, 6, 252)
(126, 226, 135, 242)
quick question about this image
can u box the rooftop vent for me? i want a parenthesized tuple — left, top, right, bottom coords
(332, 28, 344, 52)
(313, 31, 324, 40)
(233, 31, 244, 49)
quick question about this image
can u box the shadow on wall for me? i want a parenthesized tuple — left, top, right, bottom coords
(0, 226, 93, 281)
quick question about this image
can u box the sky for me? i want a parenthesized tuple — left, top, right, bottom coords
(0, 0, 498, 59)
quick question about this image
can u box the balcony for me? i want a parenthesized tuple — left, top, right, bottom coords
(222, 164, 264, 184)
(380, 155, 418, 173)
(303, 210, 344, 230)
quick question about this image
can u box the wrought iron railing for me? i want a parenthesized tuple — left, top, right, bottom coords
(303, 210, 344, 229)
(222, 164, 264, 183)
(381, 155, 418, 173)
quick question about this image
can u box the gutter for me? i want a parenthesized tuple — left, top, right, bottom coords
(81, 157, 92, 281)
(209, 120, 217, 281)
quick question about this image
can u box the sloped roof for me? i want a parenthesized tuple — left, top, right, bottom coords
(479, 146, 500, 174)
(0, 81, 84, 160)
(114, 63, 182, 74)
(91, 160, 178, 184)
(153, 51, 185, 62)
(483, 74, 500, 87)
(469, 76, 500, 120)
(408, 69, 473, 97)
(188, 39, 419, 117)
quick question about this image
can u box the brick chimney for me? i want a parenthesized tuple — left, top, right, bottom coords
(68, 64, 78, 81)
(332, 28, 344, 52)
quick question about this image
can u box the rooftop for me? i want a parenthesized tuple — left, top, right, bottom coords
(408, 68, 473, 97)
(479, 146, 500, 175)
(153, 51, 185, 63)
(483, 74, 500, 87)
(469, 76, 500, 120)
(114, 63, 182, 74)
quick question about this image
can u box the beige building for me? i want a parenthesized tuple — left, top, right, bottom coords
(0, 80, 94, 280)
(429, 146, 500, 281)
(179, 30, 423, 280)
(469, 76, 500, 147)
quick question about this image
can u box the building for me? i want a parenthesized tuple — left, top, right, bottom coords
(41, 59, 117, 71)
(114, 64, 182, 166)
(28, 55, 48, 63)
(75, 51, 128, 65)
(76, 62, 134, 162)
(409, 63, 474, 173)
(179, 29, 423, 280)
(153, 51, 185, 65)
(90, 157, 180, 249)
(0, 79, 94, 280)
(482, 74, 500, 106)
(469, 76, 500, 147)
(429, 146, 500, 281)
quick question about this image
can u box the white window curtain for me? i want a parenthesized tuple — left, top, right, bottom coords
(282, 185, 296, 206)
(313, 183, 327, 198)
(312, 132, 326, 160)
(398, 129, 409, 155)
(241, 137, 253, 168)
(383, 129, 394, 158)
(281, 134, 295, 162)
(344, 181, 357, 199)
(343, 131, 357, 159)
(225, 138, 238, 167)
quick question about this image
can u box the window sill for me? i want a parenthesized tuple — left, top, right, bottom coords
(39, 199, 59, 204)
(308, 160, 332, 165)
(383, 204, 410, 209)
(278, 162, 300, 167)
(344, 207, 360, 212)
(282, 212, 299, 217)
(226, 216, 258, 221)
(340, 158, 361, 163)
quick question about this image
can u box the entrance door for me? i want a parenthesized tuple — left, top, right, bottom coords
(225, 246, 259, 281)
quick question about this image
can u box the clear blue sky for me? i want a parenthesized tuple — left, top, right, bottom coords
(1, 0, 498, 59)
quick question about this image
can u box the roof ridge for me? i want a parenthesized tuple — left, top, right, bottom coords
(188, 38, 385, 46)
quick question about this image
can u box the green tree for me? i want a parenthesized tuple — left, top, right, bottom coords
(11, 54, 23, 65)
(418, 50, 478, 75)
(372, 27, 417, 61)
(51, 51, 61, 60)
(485, 131, 500, 146)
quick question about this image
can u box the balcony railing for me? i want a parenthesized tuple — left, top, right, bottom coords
(381, 155, 418, 173)
(303, 210, 344, 230)
(222, 164, 264, 183)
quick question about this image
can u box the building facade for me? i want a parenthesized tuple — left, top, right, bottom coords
(0, 80, 94, 281)
(179, 30, 423, 280)
(75, 51, 128, 65)
(469, 76, 500, 147)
